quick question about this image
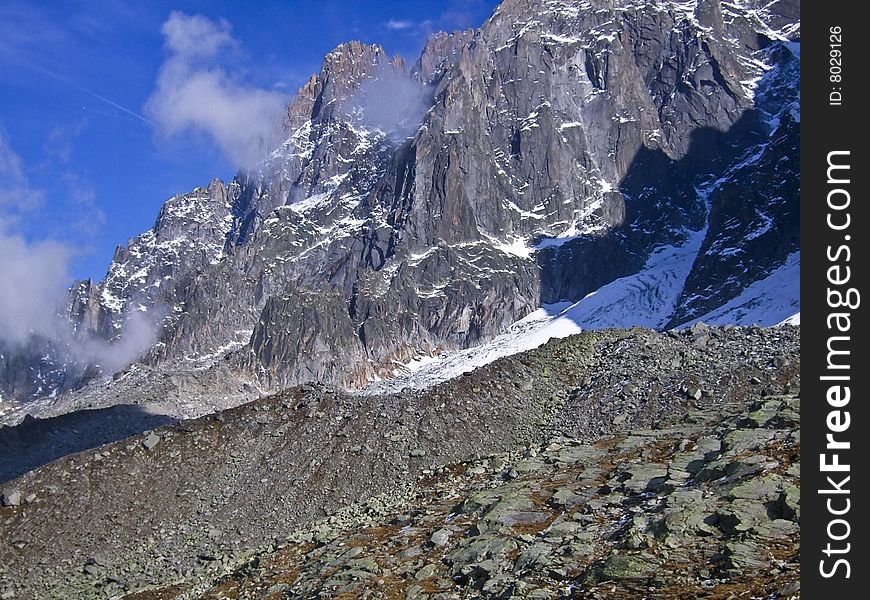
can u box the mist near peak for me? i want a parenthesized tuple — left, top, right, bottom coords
(0, 137, 160, 389)
(0, 225, 70, 347)
(0, 225, 164, 381)
(342, 64, 433, 141)
(69, 308, 165, 375)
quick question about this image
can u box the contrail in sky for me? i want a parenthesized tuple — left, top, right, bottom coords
(36, 65, 155, 127)
(81, 105, 146, 124)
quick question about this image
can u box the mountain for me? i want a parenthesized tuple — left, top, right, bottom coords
(0, 0, 799, 420)
(0, 2, 803, 595)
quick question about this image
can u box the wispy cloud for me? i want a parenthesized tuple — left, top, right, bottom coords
(384, 19, 416, 30)
(0, 1, 150, 93)
(160, 11, 236, 58)
(144, 12, 289, 170)
(0, 2, 70, 69)
(0, 2, 155, 133)
(43, 120, 87, 166)
(34, 123, 106, 240)
(0, 131, 44, 217)
(61, 172, 106, 237)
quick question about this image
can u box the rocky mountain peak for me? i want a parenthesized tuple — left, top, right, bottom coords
(414, 29, 476, 83)
(320, 41, 390, 101)
(285, 41, 405, 131)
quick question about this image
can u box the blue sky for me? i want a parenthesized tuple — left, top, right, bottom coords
(0, 0, 498, 281)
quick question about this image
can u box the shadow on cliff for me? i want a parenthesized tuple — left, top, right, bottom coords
(0, 406, 176, 483)
(535, 100, 797, 327)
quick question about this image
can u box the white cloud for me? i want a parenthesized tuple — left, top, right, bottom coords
(160, 12, 235, 60)
(0, 222, 70, 346)
(385, 19, 416, 30)
(0, 135, 154, 374)
(144, 12, 289, 170)
(0, 134, 69, 346)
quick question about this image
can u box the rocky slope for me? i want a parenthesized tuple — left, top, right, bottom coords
(182, 393, 800, 600)
(0, 324, 799, 598)
(1, 0, 800, 413)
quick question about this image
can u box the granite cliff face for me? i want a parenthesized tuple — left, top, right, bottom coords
(0, 0, 800, 412)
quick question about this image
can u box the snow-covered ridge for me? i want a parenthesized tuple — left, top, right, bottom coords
(686, 252, 800, 327)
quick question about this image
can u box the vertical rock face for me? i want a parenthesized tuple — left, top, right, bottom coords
(0, 0, 800, 409)
(666, 41, 800, 326)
